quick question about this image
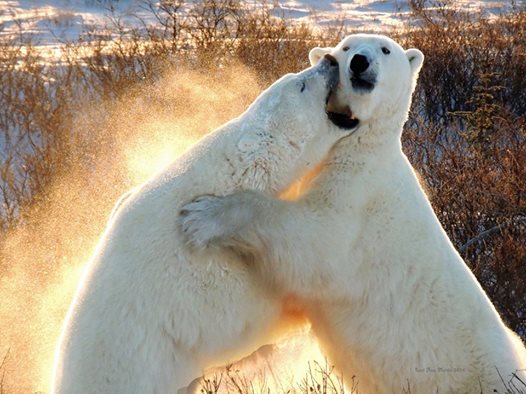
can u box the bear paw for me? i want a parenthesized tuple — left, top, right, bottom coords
(180, 195, 229, 250)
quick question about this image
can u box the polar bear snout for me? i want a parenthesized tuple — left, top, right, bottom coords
(312, 54, 340, 92)
(350, 54, 369, 75)
(347, 46, 377, 93)
(323, 54, 340, 92)
(308, 55, 360, 131)
(349, 53, 376, 93)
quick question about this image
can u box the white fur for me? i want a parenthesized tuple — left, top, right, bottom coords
(182, 34, 526, 393)
(51, 60, 353, 394)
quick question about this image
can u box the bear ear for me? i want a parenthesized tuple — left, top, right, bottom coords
(406, 48, 424, 75)
(309, 47, 333, 66)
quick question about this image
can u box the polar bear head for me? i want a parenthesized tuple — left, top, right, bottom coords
(238, 55, 358, 191)
(309, 34, 424, 135)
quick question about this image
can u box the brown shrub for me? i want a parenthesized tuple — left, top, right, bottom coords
(401, 1, 526, 337)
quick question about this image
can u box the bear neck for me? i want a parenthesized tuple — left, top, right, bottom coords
(328, 111, 406, 165)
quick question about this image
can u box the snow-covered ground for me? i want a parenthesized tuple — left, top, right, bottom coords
(0, 0, 516, 51)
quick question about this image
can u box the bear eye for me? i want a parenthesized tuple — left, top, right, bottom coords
(342, 46, 350, 52)
(381, 47, 390, 55)
(300, 81, 306, 92)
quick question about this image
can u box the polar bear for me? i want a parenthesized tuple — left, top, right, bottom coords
(51, 57, 357, 394)
(181, 34, 526, 393)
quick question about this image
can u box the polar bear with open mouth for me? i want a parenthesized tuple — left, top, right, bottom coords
(182, 34, 526, 393)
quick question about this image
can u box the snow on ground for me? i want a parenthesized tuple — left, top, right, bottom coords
(0, 0, 517, 51)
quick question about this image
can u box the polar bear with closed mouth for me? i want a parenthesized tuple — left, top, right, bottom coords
(51, 56, 357, 394)
(181, 34, 526, 393)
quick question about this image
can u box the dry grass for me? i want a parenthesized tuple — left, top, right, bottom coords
(199, 360, 348, 394)
(0, 0, 525, 393)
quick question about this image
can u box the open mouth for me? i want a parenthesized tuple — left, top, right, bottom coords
(351, 77, 375, 92)
(326, 109, 359, 130)
(325, 91, 359, 130)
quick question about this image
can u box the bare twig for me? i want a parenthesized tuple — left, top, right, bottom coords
(460, 217, 526, 253)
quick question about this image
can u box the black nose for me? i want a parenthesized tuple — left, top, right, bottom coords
(350, 54, 369, 75)
(324, 53, 338, 66)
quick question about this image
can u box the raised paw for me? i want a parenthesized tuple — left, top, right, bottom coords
(180, 195, 230, 250)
